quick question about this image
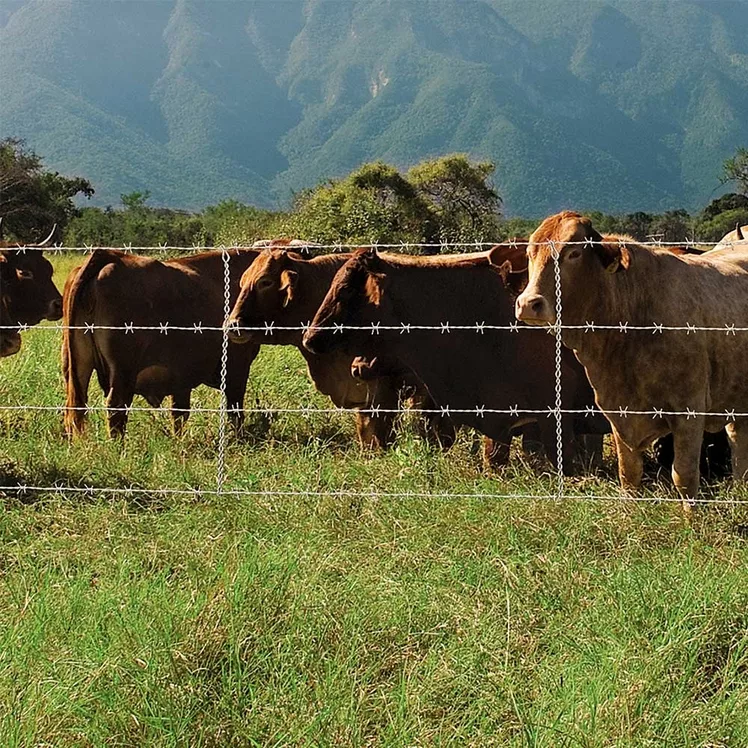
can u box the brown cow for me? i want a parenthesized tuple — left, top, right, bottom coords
(225, 247, 456, 448)
(0, 239, 63, 357)
(63, 248, 260, 438)
(0, 256, 22, 358)
(515, 210, 748, 506)
(302, 246, 609, 471)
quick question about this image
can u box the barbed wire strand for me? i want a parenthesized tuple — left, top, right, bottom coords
(1, 405, 747, 418)
(9, 322, 748, 334)
(0, 484, 747, 505)
(6, 237, 746, 253)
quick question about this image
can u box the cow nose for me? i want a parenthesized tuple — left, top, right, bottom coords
(515, 294, 553, 324)
(225, 317, 246, 343)
(0, 332, 22, 358)
(47, 298, 63, 321)
(302, 327, 327, 354)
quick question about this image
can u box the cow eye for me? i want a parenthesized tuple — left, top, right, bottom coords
(257, 278, 274, 290)
(16, 268, 33, 280)
(566, 249, 581, 261)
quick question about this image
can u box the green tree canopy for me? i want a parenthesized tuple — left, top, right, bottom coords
(407, 155, 502, 243)
(0, 137, 94, 242)
(280, 162, 436, 247)
(280, 156, 502, 249)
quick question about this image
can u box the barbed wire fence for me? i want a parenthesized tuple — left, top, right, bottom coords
(1, 237, 748, 504)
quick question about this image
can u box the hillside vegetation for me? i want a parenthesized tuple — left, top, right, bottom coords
(2, 0, 747, 214)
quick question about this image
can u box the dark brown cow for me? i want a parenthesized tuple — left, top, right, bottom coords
(302, 247, 608, 471)
(515, 210, 748, 505)
(63, 248, 260, 438)
(0, 242, 63, 357)
(0, 256, 22, 358)
(226, 247, 456, 448)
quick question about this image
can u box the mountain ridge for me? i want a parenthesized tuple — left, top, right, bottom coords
(1, 0, 746, 214)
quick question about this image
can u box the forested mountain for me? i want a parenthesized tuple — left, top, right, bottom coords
(2, 0, 747, 214)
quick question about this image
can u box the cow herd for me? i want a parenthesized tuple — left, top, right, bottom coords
(2, 213, 748, 510)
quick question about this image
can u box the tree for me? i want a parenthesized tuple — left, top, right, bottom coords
(721, 147, 748, 196)
(700, 192, 748, 221)
(621, 212, 653, 241)
(407, 155, 502, 243)
(281, 162, 437, 247)
(0, 137, 94, 241)
(120, 190, 151, 212)
(649, 209, 692, 243)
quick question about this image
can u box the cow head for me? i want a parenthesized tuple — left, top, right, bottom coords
(0, 249, 63, 326)
(226, 248, 301, 344)
(515, 211, 630, 326)
(303, 248, 391, 358)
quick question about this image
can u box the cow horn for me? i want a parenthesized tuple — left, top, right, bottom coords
(37, 224, 57, 247)
(738, 223, 745, 241)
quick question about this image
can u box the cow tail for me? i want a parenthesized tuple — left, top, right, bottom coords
(62, 249, 118, 437)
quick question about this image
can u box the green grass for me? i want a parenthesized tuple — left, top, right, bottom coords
(1, 256, 748, 745)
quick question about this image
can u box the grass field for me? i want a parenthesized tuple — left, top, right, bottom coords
(0, 255, 747, 745)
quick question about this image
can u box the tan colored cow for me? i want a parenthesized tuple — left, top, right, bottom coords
(514, 210, 748, 506)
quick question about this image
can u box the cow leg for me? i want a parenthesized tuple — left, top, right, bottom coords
(537, 416, 575, 476)
(421, 404, 457, 450)
(171, 390, 191, 435)
(106, 375, 135, 439)
(430, 415, 457, 449)
(671, 420, 704, 514)
(225, 388, 245, 434)
(224, 344, 260, 435)
(576, 434, 604, 472)
(725, 422, 748, 480)
(63, 336, 95, 438)
(613, 430, 644, 492)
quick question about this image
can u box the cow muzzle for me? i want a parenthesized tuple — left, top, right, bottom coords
(46, 297, 63, 321)
(225, 317, 251, 344)
(0, 331, 22, 358)
(302, 326, 332, 355)
(515, 293, 555, 325)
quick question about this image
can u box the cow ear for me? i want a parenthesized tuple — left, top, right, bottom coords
(596, 240, 631, 273)
(488, 242, 528, 296)
(581, 221, 630, 272)
(279, 269, 298, 307)
(364, 272, 388, 306)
